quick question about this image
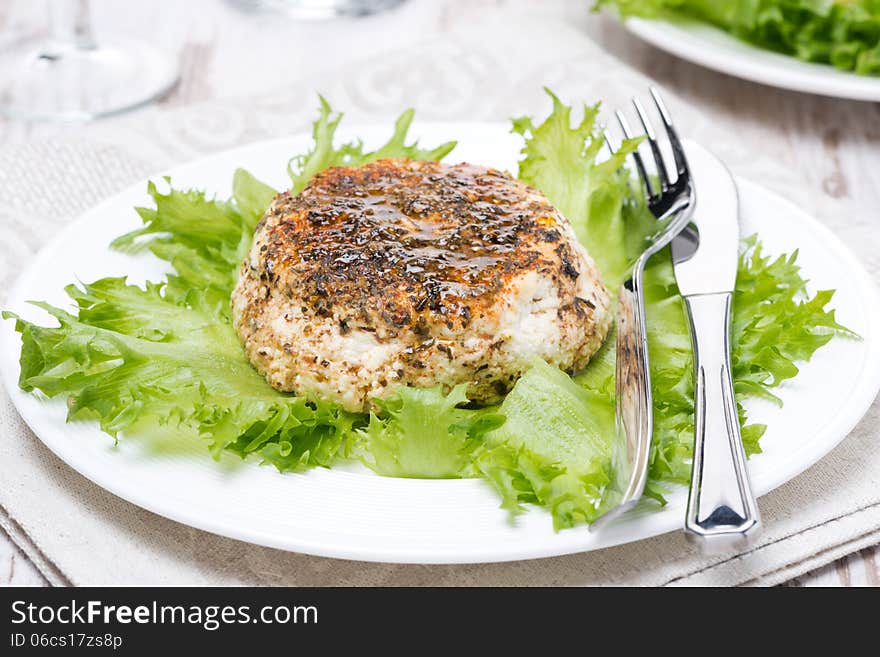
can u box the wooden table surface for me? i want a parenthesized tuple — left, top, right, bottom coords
(0, 0, 877, 587)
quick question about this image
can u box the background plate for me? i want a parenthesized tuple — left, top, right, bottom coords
(624, 17, 880, 102)
(3, 123, 880, 563)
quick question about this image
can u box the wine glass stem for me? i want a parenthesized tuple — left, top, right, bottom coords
(46, 0, 95, 57)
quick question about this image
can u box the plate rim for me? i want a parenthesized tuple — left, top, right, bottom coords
(2, 126, 880, 564)
(624, 16, 880, 102)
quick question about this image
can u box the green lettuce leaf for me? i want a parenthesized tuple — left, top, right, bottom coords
(357, 385, 504, 478)
(4, 277, 359, 469)
(512, 89, 652, 287)
(110, 169, 276, 317)
(288, 96, 457, 194)
(475, 359, 615, 529)
(597, 0, 880, 76)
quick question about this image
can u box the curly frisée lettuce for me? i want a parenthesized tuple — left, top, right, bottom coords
(6, 278, 360, 470)
(288, 96, 457, 194)
(359, 385, 504, 478)
(597, 0, 880, 76)
(475, 358, 616, 529)
(5, 94, 850, 530)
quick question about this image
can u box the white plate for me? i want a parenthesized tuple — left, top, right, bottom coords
(624, 17, 880, 102)
(3, 123, 880, 564)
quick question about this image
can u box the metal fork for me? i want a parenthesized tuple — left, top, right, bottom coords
(591, 88, 695, 529)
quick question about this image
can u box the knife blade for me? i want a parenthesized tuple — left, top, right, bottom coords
(670, 140, 739, 295)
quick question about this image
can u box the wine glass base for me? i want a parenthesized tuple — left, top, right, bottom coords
(0, 38, 179, 122)
(233, 0, 406, 19)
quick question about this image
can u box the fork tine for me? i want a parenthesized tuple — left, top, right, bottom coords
(650, 87, 688, 177)
(632, 97, 670, 191)
(614, 109, 654, 199)
(602, 132, 615, 158)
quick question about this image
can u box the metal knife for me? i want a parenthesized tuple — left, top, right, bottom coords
(672, 140, 760, 553)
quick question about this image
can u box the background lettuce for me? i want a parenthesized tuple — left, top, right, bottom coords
(598, 0, 880, 76)
(5, 94, 849, 529)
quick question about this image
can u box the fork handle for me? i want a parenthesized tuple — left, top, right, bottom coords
(684, 292, 760, 553)
(614, 270, 652, 499)
(591, 268, 654, 530)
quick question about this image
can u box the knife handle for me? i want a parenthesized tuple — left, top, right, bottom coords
(683, 292, 760, 553)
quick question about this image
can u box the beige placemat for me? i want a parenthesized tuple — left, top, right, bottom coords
(0, 17, 877, 586)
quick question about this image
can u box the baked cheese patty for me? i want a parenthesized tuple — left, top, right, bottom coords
(231, 158, 612, 411)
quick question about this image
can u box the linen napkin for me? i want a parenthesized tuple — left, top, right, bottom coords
(0, 15, 877, 586)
